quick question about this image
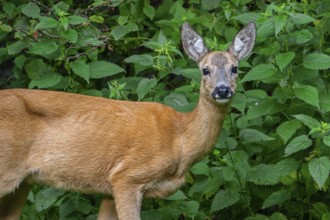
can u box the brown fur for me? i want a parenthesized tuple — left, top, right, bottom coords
(0, 22, 256, 220)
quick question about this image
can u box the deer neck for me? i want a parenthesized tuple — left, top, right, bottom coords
(177, 90, 230, 173)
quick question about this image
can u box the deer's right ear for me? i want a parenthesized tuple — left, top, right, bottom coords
(181, 23, 209, 62)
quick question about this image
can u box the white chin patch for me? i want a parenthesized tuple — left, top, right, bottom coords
(215, 98, 230, 104)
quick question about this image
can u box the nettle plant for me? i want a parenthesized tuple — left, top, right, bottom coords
(1, 0, 330, 219)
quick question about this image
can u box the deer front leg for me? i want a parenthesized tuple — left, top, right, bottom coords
(97, 197, 118, 220)
(111, 181, 143, 220)
(0, 182, 31, 220)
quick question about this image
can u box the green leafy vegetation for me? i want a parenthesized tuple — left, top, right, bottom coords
(1, 0, 330, 219)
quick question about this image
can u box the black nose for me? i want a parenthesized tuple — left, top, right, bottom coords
(217, 85, 231, 99)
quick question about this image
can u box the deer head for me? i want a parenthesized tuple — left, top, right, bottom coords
(181, 22, 256, 104)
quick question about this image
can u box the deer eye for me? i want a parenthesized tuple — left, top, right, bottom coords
(231, 67, 238, 74)
(202, 68, 210, 76)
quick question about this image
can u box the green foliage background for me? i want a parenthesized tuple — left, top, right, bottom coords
(1, 0, 330, 219)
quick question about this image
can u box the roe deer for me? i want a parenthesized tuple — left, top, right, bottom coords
(0, 22, 256, 220)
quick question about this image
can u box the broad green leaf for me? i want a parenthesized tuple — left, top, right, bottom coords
(166, 190, 187, 200)
(172, 68, 200, 82)
(7, 41, 27, 55)
(303, 53, 330, 70)
(14, 55, 26, 70)
(29, 73, 62, 89)
(0, 24, 12, 32)
(178, 200, 199, 217)
(35, 188, 65, 212)
(111, 23, 138, 40)
(270, 212, 288, 220)
(136, 78, 157, 100)
(29, 41, 59, 55)
(68, 15, 88, 25)
(247, 164, 280, 185)
(289, 29, 313, 45)
(323, 136, 330, 147)
(276, 119, 302, 143)
(69, 59, 90, 82)
(308, 156, 330, 189)
(320, 93, 330, 112)
(22, 3, 40, 18)
(275, 52, 295, 72)
(245, 89, 267, 99)
(293, 84, 319, 108)
(89, 15, 104, 23)
(25, 58, 47, 79)
(291, 13, 315, 25)
(293, 114, 321, 130)
(285, 135, 313, 156)
(35, 16, 59, 30)
(125, 54, 154, 66)
(240, 128, 275, 143)
(262, 190, 291, 209)
(60, 29, 78, 43)
(274, 15, 287, 36)
(201, 0, 221, 10)
(241, 64, 277, 82)
(246, 99, 286, 120)
(274, 158, 300, 176)
(190, 160, 210, 176)
(164, 93, 189, 111)
(88, 61, 124, 79)
(211, 190, 240, 212)
(143, 4, 155, 20)
(3, 3, 16, 17)
(233, 13, 261, 25)
(231, 92, 246, 113)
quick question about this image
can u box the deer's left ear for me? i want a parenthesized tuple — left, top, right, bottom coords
(228, 22, 256, 60)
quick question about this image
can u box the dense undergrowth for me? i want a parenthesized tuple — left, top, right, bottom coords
(1, 0, 330, 219)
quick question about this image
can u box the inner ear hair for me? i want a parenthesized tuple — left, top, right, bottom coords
(181, 22, 209, 61)
(229, 22, 256, 60)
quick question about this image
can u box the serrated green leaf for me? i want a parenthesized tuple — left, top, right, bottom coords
(233, 12, 261, 25)
(35, 16, 59, 30)
(240, 128, 275, 143)
(247, 164, 280, 185)
(276, 119, 302, 143)
(308, 156, 330, 189)
(274, 158, 300, 176)
(293, 84, 319, 108)
(60, 29, 78, 43)
(125, 54, 154, 66)
(211, 190, 240, 212)
(68, 15, 88, 25)
(14, 55, 26, 70)
(262, 190, 291, 209)
(163, 93, 189, 111)
(270, 212, 288, 220)
(35, 188, 65, 212)
(25, 58, 47, 79)
(172, 68, 200, 82)
(89, 15, 104, 23)
(111, 23, 138, 40)
(246, 99, 286, 120)
(136, 78, 157, 100)
(3, 3, 16, 17)
(178, 200, 199, 217)
(7, 41, 28, 55)
(29, 73, 62, 89)
(323, 136, 330, 147)
(275, 52, 295, 72)
(303, 53, 330, 70)
(190, 160, 210, 176)
(285, 135, 313, 156)
(293, 114, 321, 130)
(88, 61, 124, 79)
(143, 4, 155, 20)
(22, 3, 40, 18)
(166, 190, 187, 200)
(291, 13, 315, 25)
(0, 24, 12, 32)
(69, 59, 90, 82)
(241, 64, 277, 82)
(29, 41, 59, 55)
(289, 29, 313, 45)
(274, 15, 287, 36)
